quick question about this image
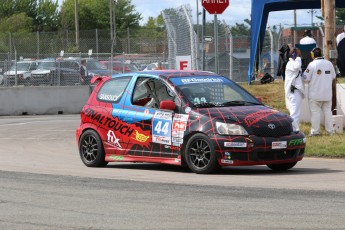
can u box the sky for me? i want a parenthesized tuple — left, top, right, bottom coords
(131, 0, 323, 27)
(58, 0, 323, 28)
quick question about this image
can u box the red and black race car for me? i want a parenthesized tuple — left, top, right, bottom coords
(76, 70, 306, 174)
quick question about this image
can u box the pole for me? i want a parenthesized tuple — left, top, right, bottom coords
(293, 10, 297, 45)
(214, 14, 219, 74)
(74, 0, 79, 50)
(202, 8, 206, 71)
(323, 0, 337, 115)
(196, 0, 199, 69)
(109, 0, 113, 41)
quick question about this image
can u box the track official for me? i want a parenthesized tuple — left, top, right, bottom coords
(303, 47, 336, 136)
(285, 49, 304, 131)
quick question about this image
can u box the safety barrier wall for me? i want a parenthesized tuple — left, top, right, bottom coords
(0, 86, 91, 116)
(0, 84, 344, 128)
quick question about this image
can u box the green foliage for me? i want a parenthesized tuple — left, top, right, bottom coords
(336, 8, 345, 24)
(0, 12, 33, 33)
(60, 0, 142, 37)
(230, 19, 251, 36)
(0, 0, 58, 32)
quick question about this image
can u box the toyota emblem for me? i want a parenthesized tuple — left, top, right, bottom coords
(268, 123, 275, 129)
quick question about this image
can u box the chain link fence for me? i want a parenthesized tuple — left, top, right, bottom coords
(3, 5, 341, 88)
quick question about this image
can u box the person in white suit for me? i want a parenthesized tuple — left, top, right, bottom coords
(285, 48, 305, 131)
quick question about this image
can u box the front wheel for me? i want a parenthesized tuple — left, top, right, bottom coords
(184, 133, 219, 174)
(267, 162, 297, 171)
(79, 130, 108, 167)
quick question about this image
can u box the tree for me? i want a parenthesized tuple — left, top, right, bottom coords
(0, 0, 59, 32)
(60, 0, 142, 36)
(230, 19, 251, 37)
(336, 8, 345, 24)
(0, 12, 33, 33)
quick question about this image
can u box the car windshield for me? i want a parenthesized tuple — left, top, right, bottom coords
(9, 62, 31, 71)
(87, 60, 106, 70)
(37, 61, 55, 69)
(169, 76, 261, 107)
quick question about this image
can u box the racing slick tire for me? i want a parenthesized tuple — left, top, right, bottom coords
(266, 162, 297, 171)
(79, 130, 108, 167)
(184, 133, 219, 174)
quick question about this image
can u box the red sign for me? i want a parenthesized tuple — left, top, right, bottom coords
(202, 0, 229, 14)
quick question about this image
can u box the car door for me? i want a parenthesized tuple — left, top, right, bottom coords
(117, 76, 183, 159)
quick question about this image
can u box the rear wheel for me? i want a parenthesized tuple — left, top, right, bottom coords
(184, 133, 219, 174)
(267, 162, 297, 171)
(79, 130, 108, 167)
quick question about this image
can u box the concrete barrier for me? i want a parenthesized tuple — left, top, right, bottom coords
(0, 86, 91, 116)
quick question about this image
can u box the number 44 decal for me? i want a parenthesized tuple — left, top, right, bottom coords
(154, 120, 170, 135)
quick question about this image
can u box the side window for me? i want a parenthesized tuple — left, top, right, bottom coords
(132, 77, 176, 108)
(97, 76, 132, 103)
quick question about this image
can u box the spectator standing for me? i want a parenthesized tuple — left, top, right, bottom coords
(284, 48, 305, 131)
(300, 30, 316, 45)
(277, 44, 290, 81)
(79, 59, 88, 84)
(303, 47, 336, 136)
(336, 26, 345, 77)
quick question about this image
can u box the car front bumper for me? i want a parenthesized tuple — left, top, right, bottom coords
(211, 132, 306, 166)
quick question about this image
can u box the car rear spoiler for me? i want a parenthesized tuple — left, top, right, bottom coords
(90, 76, 104, 84)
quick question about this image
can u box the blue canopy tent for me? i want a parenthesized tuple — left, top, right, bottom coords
(248, 0, 345, 84)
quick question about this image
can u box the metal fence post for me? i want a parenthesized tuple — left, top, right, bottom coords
(37, 31, 40, 59)
(268, 26, 275, 78)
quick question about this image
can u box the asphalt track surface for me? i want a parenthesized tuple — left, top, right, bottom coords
(0, 115, 345, 229)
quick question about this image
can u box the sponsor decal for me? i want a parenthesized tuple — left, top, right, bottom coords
(108, 155, 124, 161)
(180, 77, 224, 84)
(132, 130, 150, 143)
(185, 107, 191, 114)
(172, 121, 187, 132)
(221, 159, 234, 164)
(305, 69, 310, 73)
(244, 110, 278, 127)
(84, 108, 151, 148)
(288, 139, 303, 146)
(224, 152, 231, 160)
(105, 130, 122, 149)
(317, 69, 322, 75)
(272, 141, 287, 149)
(224, 142, 247, 148)
(152, 111, 172, 145)
(99, 93, 118, 101)
(174, 158, 181, 162)
(173, 113, 189, 121)
(325, 70, 331, 74)
(172, 137, 183, 145)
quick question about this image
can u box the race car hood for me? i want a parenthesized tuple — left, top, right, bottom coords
(194, 105, 293, 130)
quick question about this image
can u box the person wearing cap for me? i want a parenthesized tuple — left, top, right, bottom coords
(336, 26, 345, 76)
(300, 29, 316, 45)
(284, 48, 304, 131)
(303, 47, 336, 136)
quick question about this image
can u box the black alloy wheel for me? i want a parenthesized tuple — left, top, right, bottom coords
(184, 133, 219, 174)
(79, 130, 108, 167)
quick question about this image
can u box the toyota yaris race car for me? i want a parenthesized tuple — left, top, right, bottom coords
(76, 70, 306, 174)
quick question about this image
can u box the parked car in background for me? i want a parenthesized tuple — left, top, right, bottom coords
(3, 60, 38, 86)
(100, 60, 138, 73)
(143, 62, 169, 71)
(31, 59, 80, 86)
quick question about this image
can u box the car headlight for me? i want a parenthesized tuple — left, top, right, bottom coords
(216, 122, 248, 135)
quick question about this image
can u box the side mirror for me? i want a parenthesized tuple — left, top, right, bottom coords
(160, 100, 176, 111)
(256, 97, 263, 103)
